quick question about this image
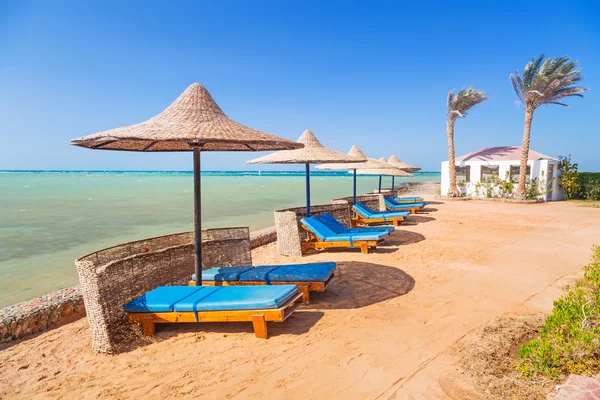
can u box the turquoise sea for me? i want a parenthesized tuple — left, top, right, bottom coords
(0, 171, 440, 308)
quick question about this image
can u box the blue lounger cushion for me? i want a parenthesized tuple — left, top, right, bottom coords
(301, 217, 388, 242)
(353, 202, 410, 219)
(192, 262, 336, 283)
(390, 197, 428, 206)
(384, 198, 424, 210)
(201, 266, 254, 281)
(316, 213, 394, 234)
(396, 197, 425, 203)
(174, 285, 299, 311)
(124, 285, 299, 313)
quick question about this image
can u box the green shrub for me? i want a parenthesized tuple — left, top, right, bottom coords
(516, 246, 600, 379)
(558, 155, 580, 200)
(578, 173, 600, 201)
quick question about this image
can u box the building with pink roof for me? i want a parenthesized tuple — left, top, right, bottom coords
(441, 146, 563, 201)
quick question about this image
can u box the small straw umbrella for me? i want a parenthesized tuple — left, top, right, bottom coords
(316, 145, 411, 203)
(246, 130, 365, 217)
(386, 155, 421, 192)
(387, 155, 421, 172)
(70, 83, 303, 285)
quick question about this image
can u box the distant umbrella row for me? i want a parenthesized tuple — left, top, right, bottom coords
(70, 83, 420, 286)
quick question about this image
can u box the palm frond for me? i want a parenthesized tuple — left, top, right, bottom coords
(513, 55, 589, 110)
(510, 72, 524, 103)
(446, 87, 487, 120)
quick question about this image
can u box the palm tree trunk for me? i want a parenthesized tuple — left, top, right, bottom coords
(446, 120, 459, 197)
(517, 110, 534, 199)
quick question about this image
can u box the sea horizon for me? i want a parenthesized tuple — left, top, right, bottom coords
(0, 169, 442, 174)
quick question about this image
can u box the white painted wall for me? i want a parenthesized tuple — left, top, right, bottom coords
(440, 158, 564, 201)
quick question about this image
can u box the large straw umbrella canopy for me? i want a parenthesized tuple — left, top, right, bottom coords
(316, 145, 411, 202)
(387, 155, 421, 172)
(70, 83, 303, 285)
(246, 130, 365, 216)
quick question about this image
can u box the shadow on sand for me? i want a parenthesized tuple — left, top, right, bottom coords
(304, 261, 415, 310)
(148, 311, 325, 340)
(403, 215, 435, 225)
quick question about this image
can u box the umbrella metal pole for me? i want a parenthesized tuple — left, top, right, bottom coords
(391, 176, 395, 194)
(305, 163, 311, 217)
(353, 168, 357, 205)
(378, 175, 382, 193)
(193, 148, 202, 285)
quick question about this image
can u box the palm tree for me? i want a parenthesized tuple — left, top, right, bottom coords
(446, 88, 488, 196)
(510, 55, 588, 198)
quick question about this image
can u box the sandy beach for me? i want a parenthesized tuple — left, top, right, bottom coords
(1, 199, 599, 399)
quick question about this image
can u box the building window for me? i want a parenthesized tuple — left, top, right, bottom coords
(456, 166, 470, 182)
(509, 165, 531, 181)
(481, 165, 499, 181)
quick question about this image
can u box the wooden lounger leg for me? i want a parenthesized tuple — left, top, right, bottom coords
(392, 219, 399, 226)
(360, 243, 369, 254)
(252, 314, 268, 339)
(141, 319, 156, 336)
(298, 286, 310, 305)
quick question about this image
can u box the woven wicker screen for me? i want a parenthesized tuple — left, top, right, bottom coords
(274, 203, 351, 256)
(75, 228, 252, 354)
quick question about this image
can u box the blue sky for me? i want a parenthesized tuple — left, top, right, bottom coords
(0, 0, 598, 172)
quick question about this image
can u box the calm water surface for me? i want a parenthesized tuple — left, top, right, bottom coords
(0, 171, 439, 307)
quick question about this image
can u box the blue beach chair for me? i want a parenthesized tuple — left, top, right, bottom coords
(383, 197, 424, 213)
(189, 262, 336, 304)
(352, 202, 410, 226)
(300, 216, 388, 254)
(316, 213, 395, 234)
(394, 196, 427, 205)
(124, 285, 303, 339)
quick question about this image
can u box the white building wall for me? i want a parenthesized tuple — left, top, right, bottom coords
(440, 158, 564, 200)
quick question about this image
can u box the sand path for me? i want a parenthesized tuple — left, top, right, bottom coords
(1, 200, 598, 399)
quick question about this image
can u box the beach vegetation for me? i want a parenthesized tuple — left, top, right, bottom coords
(510, 55, 588, 200)
(446, 88, 488, 197)
(516, 245, 600, 379)
(578, 172, 600, 201)
(558, 155, 580, 200)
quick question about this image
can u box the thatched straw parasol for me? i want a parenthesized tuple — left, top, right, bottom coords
(70, 83, 303, 285)
(356, 157, 413, 193)
(246, 130, 365, 216)
(316, 145, 411, 202)
(387, 155, 421, 172)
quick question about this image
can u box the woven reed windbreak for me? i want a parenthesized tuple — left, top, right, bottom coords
(274, 204, 351, 256)
(75, 228, 253, 354)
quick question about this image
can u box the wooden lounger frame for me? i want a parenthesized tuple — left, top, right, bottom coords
(189, 274, 334, 305)
(300, 224, 383, 254)
(351, 213, 405, 227)
(127, 292, 304, 339)
(384, 204, 421, 214)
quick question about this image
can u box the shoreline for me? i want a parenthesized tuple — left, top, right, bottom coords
(0, 181, 439, 343)
(0, 226, 278, 344)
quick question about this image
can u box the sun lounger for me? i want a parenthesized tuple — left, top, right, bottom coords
(189, 262, 336, 304)
(124, 285, 303, 339)
(316, 213, 394, 234)
(394, 196, 427, 205)
(300, 216, 388, 254)
(352, 202, 410, 226)
(383, 197, 423, 213)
